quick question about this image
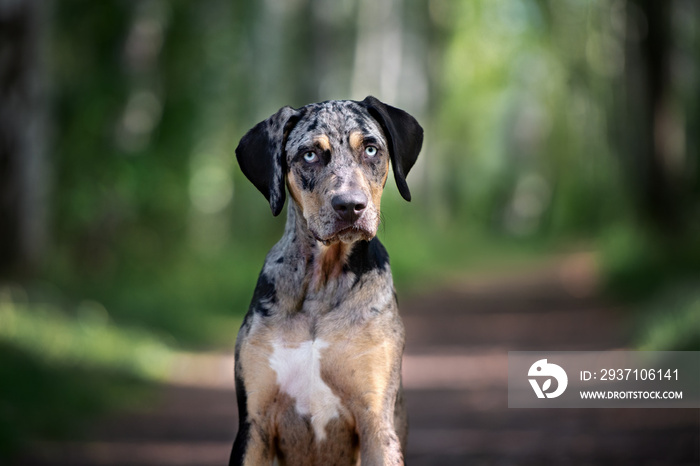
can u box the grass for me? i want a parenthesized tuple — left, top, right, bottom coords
(0, 295, 177, 457)
(43, 241, 264, 349)
(0, 239, 261, 458)
(0, 300, 174, 379)
(0, 343, 155, 456)
(632, 284, 700, 351)
(599, 224, 700, 301)
(598, 224, 700, 350)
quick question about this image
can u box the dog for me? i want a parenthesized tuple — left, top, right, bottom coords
(229, 96, 423, 466)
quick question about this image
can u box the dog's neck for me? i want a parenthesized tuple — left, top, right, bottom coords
(284, 202, 355, 289)
(265, 202, 390, 314)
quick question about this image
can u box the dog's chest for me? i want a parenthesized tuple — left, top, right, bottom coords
(239, 300, 401, 442)
(268, 337, 342, 441)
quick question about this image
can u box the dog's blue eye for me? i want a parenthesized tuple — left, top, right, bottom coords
(364, 146, 378, 157)
(303, 152, 317, 163)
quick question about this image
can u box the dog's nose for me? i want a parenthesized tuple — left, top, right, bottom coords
(331, 191, 368, 222)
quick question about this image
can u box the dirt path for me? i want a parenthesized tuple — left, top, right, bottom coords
(16, 255, 700, 465)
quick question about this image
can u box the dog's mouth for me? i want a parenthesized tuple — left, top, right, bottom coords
(314, 224, 376, 246)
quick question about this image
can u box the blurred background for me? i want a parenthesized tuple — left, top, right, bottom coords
(1, 0, 699, 464)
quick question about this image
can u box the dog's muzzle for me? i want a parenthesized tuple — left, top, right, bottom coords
(311, 190, 377, 245)
(331, 191, 368, 223)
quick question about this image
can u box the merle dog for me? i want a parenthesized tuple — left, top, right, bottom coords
(230, 96, 423, 466)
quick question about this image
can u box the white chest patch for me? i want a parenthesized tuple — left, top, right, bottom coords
(268, 339, 341, 442)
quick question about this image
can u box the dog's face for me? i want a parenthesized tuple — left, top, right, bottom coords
(236, 96, 423, 244)
(284, 102, 389, 243)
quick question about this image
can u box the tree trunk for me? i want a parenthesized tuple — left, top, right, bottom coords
(0, 0, 47, 279)
(625, 0, 683, 233)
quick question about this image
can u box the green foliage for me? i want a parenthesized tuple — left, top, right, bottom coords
(600, 224, 700, 351)
(0, 301, 173, 379)
(600, 225, 700, 301)
(633, 285, 700, 351)
(433, 0, 629, 237)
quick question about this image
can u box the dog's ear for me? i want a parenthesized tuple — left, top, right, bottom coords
(361, 96, 423, 201)
(236, 106, 302, 216)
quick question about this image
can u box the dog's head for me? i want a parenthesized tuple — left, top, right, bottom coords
(236, 96, 423, 244)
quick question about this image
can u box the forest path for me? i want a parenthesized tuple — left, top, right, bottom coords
(17, 254, 700, 465)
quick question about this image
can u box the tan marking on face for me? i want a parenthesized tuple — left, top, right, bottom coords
(315, 134, 332, 152)
(286, 172, 303, 208)
(381, 158, 390, 187)
(348, 131, 364, 152)
(342, 162, 383, 230)
(287, 170, 323, 226)
(287, 171, 325, 223)
(370, 159, 390, 212)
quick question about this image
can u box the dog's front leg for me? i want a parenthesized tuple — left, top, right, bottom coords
(230, 420, 275, 466)
(357, 412, 404, 466)
(229, 351, 276, 466)
(352, 368, 405, 466)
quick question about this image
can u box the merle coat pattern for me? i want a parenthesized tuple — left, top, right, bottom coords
(230, 96, 423, 466)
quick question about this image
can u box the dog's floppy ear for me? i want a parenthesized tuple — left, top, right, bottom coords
(236, 106, 302, 216)
(361, 96, 423, 201)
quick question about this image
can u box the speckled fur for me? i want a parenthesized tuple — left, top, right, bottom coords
(230, 97, 423, 466)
